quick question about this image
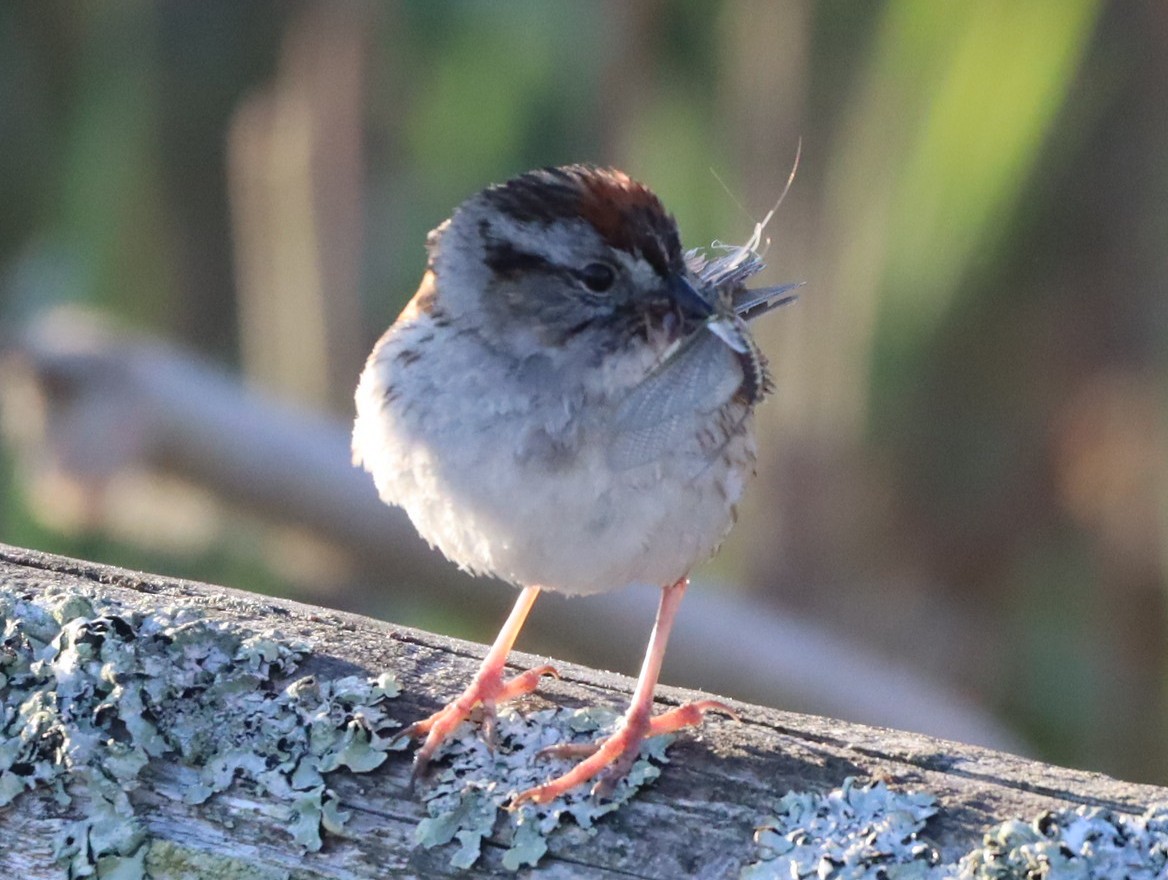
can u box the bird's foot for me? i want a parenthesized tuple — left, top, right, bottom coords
(509, 699, 737, 806)
(398, 662, 559, 784)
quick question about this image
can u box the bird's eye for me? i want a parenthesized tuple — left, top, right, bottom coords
(578, 262, 616, 292)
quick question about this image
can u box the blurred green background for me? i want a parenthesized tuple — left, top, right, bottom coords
(2, 1, 1167, 784)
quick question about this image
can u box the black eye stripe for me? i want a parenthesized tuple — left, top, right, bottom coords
(482, 237, 618, 296)
(483, 240, 553, 277)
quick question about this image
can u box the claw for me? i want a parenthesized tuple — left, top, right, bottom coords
(397, 662, 559, 787)
(508, 697, 737, 808)
(647, 699, 739, 731)
(536, 739, 606, 761)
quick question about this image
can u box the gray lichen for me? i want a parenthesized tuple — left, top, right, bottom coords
(417, 705, 672, 870)
(743, 778, 1168, 880)
(1, 581, 676, 876)
(958, 803, 1168, 878)
(0, 583, 404, 878)
(741, 777, 943, 880)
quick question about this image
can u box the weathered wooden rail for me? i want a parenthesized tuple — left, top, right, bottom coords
(2, 544, 1165, 878)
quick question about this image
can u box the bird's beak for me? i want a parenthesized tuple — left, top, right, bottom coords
(666, 273, 714, 320)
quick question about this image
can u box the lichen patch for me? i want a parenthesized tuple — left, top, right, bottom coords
(958, 803, 1168, 878)
(0, 584, 404, 877)
(1, 582, 677, 876)
(416, 705, 672, 870)
(742, 778, 943, 880)
(742, 778, 1168, 879)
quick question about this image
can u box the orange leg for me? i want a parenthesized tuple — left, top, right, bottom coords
(399, 585, 557, 781)
(511, 579, 736, 806)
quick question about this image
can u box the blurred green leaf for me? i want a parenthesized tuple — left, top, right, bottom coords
(881, 0, 1103, 332)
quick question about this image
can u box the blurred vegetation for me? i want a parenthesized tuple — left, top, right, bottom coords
(2, 0, 1166, 785)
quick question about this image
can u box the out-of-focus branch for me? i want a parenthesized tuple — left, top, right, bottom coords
(2, 309, 448, 588)
(0, 308, 1022, 752)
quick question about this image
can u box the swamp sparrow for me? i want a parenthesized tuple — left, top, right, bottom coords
(352, 165, 795, 804)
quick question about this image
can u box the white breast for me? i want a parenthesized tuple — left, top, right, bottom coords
(352, 314, 757, 596)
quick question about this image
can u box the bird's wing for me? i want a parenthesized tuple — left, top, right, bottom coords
(607, 328, 744, 471)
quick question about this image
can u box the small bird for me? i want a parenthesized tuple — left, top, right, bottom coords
(352, 165, 795, 805)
